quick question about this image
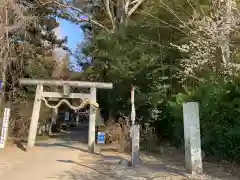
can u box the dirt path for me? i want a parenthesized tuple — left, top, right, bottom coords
(0, 145, 83, 180)
(0, 126, 92, 180)
(0, 127, 240, 180)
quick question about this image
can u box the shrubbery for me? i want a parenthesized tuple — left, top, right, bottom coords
(157, 78, 240, 161)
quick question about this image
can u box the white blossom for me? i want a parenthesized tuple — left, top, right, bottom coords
(172, 0, 240, 82)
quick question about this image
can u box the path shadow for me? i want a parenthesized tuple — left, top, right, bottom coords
(14, 124, 90, 153)
(53, 125, 89, 143)
(35, 125, 89, 148)
(56, 160, 123, 180)
(54, 152, 191, 180)
(140, 146, 240, 180)
(13, 139, 26, 152)
(54, 158, 190, 180)
(34, 125, 106, 157)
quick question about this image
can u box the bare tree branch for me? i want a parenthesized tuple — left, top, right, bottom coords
(104, 0, 115, 30)
(39, 0, 109, 31)
(127, 0, 145, 17)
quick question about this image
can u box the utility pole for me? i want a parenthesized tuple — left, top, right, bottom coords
(131, 86, 135, 125)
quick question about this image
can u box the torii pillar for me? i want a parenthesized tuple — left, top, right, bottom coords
(88, 87, 96, 153)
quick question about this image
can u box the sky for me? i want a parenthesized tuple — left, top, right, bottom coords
(58, 18, 84, 51)
(54, 18, 84, 71)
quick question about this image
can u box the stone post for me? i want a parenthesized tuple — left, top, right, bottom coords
(49, 108, 57, 136)
(131, 124, 140, 167)
(76, 112, 79, 124)
(183, 102, 203, 174)
(130, 86, 140, 167)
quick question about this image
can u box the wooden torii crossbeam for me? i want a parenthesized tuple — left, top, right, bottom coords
(19, 79, 113, 153)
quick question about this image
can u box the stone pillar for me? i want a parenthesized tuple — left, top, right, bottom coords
(131, 124, 140, 167)
(27, 84, 43, 149)
(52, 108, 57, 125)
(76, 112, 79, 124)
(65, 111, 70, 121)
(183, 102, 203, 174)
(49, 108, 57, 136)
(88, 87, 96, 153)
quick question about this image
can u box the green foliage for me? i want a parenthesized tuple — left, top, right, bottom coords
(160, 78, 240, 161)
(79, 0, 193, 120)
(24, 57, 56, 79)
(82, 27, 174, 120)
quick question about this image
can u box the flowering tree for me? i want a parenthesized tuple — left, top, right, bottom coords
(172, 0, 240, 82)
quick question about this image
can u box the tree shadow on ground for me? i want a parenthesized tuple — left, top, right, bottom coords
(36, 124, 89, 147)
(56, 160, 124, 180)
(13, 139, 27, 152)
(14, 123, 90, 152)
(140, 146, 240, 180)
(54, 158, 190, 180)
(53, 145, 240, 180)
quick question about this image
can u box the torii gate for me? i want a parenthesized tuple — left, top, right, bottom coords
(19, 78, 113, 153)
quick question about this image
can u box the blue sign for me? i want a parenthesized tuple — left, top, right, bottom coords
(0, 80, 2, 91)
(97, 132, 105, 144)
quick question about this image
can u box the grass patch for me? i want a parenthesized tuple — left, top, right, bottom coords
(36, 135, 51, 141)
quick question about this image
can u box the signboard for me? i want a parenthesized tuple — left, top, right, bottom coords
(0, 80, 2, 92)
(97, 132, 105, 144)
(0, 108, 11, 148)
(64, 112, 69, 121)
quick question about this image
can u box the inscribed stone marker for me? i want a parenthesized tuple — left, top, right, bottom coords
(183, 102, 203, 174)
(131, 124, 140, 167)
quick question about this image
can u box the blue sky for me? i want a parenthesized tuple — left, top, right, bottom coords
(58, 18, 84, 52)
(57, 18, 84, 70)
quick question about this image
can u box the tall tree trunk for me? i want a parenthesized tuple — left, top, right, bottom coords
(0, 51, 9, 110)
(0, 3, 9, 111)
(221, 0, 232, 65)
